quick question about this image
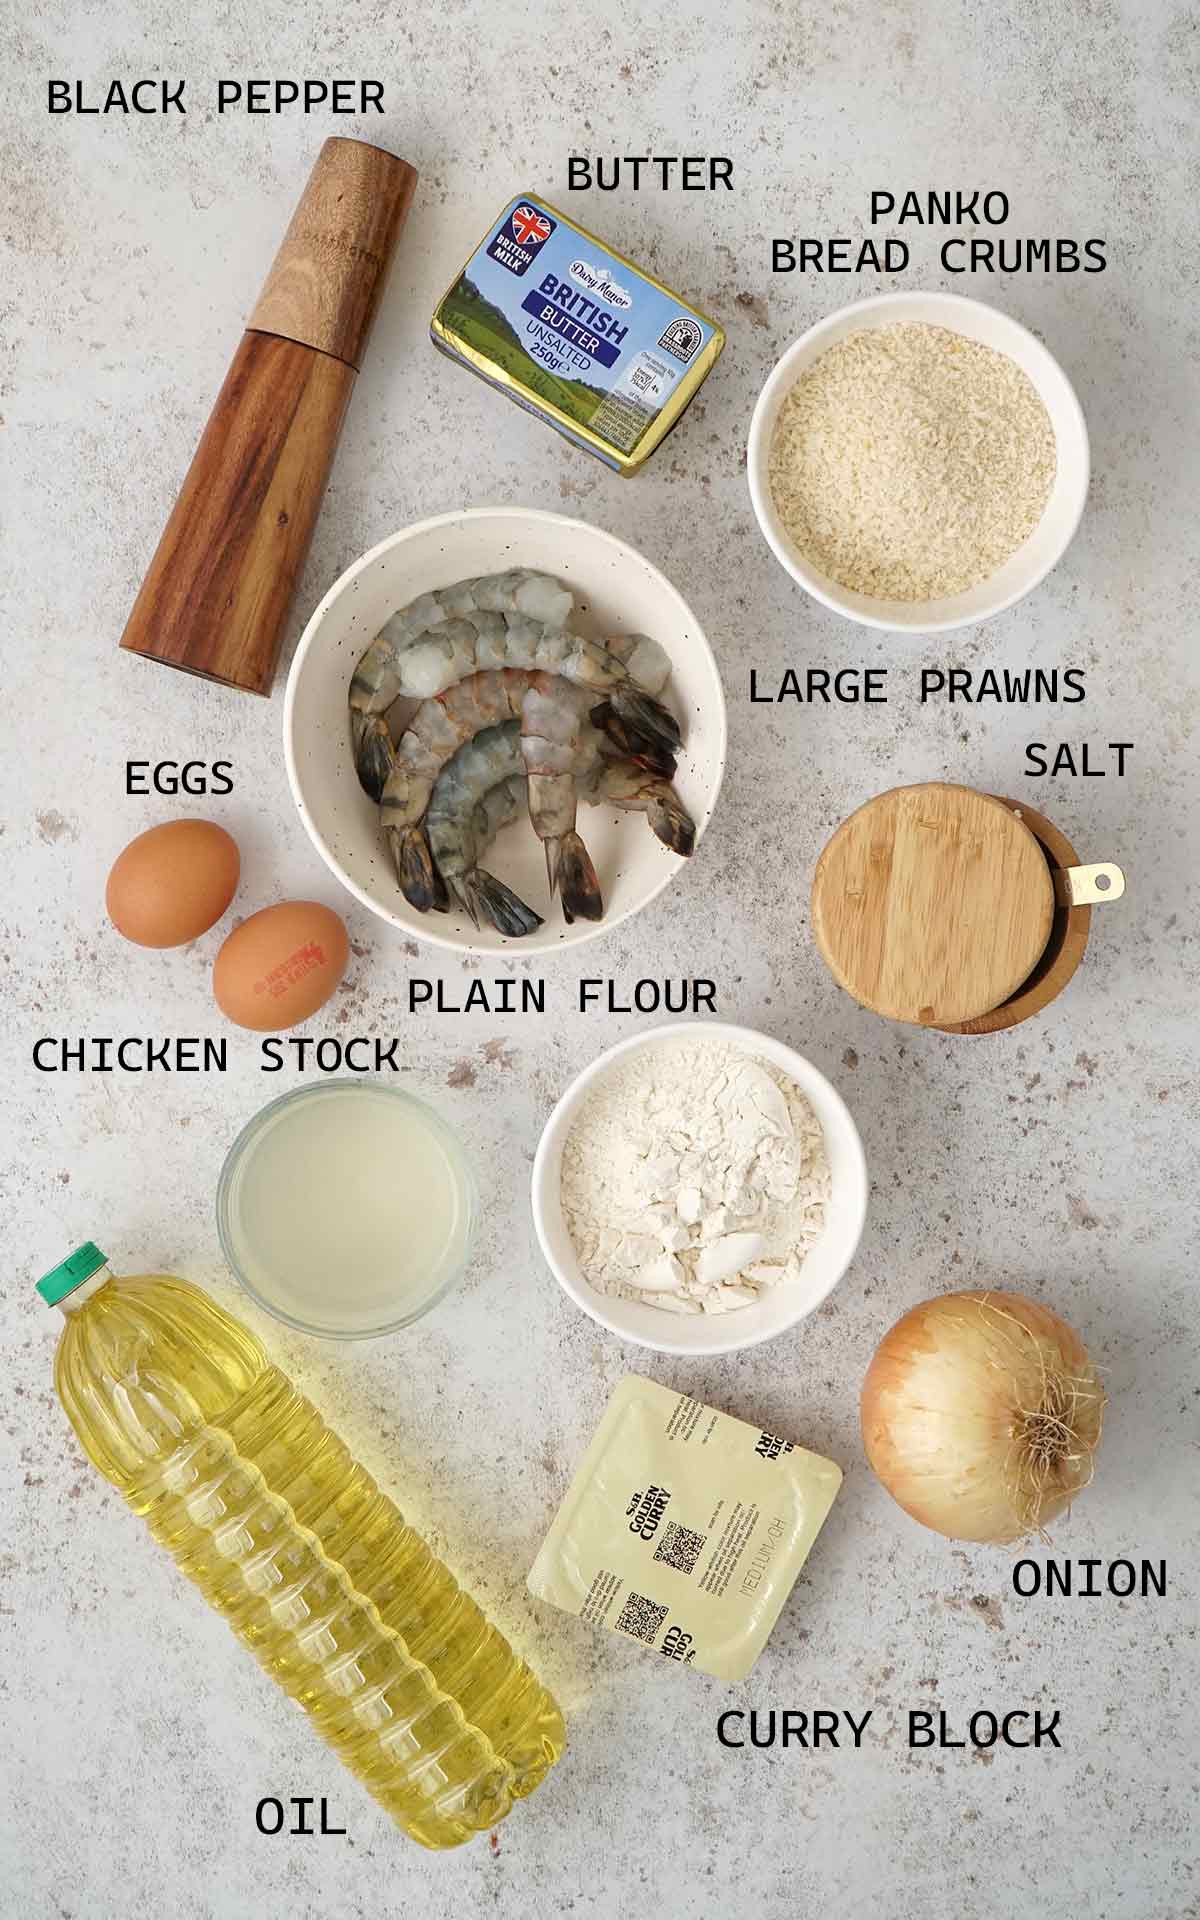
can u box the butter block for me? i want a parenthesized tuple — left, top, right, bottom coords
(431, 195, 724, 473)
(528, 1375, 842, 1681)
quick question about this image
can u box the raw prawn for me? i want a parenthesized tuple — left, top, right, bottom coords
(581, 757, 697, 857)
(425, 719, 695, 933)
(382, 668, 681, 913)
(426, 726, 542, 936)
(520, 685, 681, 923)
(381, 670, 537, 909)
(459, 777, 542, 936)
(359, 613, 674, 711)
(351, 606, 679, 802)
(519, 678, 605, 923)
(349, 570, 571, 797)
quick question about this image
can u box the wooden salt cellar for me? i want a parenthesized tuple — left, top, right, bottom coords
(120, 138, 418, 695)
(811, 782, 1124, 1034)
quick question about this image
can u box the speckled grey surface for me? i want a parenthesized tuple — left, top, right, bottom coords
(4, 3, 1199, 1916)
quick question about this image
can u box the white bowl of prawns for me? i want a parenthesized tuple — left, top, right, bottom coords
(284, 508, 727, 954)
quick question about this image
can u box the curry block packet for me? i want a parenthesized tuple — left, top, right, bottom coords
(528, 1375, 842, 1681)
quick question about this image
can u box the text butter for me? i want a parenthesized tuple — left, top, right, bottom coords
(527, 1376, 841, 1681)
(431, 196, 724, 473)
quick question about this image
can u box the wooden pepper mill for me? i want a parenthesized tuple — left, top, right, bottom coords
(811, 783, 1125, 1034)
(120, 138, 418, 695)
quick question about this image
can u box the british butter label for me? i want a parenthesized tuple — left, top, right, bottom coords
(432, 194, 723, 471)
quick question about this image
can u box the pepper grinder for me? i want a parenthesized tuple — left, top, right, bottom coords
(120, 137, 418, 695)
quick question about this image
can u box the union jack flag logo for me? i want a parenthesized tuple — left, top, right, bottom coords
(511, 204, 552, 248)
(487, 201, 557, 275)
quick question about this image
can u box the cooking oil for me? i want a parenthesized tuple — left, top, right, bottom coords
(40, 1245, 564, 1848)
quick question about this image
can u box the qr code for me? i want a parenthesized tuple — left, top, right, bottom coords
(615, 1590, 668, 1645)
(653, 1521, 706, 1576)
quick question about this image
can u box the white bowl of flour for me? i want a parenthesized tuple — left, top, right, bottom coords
(532, 1023, 868, 1356)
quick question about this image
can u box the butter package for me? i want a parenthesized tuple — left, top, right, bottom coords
(528, 1376, 841, 1681)
(431, 195, 724, 473)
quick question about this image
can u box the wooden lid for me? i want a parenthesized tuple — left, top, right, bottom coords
(938, 798, 1091, 1034)
(811, 783, 1056, 1026)
(248, 137, 418, 369)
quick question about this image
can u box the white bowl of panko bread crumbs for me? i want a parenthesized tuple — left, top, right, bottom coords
(531, 1022, 868, 1357)
(747, 289, 1089, 632)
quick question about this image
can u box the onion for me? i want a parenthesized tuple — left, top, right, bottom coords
(861, 1289, 1104, 1544)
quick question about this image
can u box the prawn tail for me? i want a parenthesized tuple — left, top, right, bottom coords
(428, 858, 451, 913)
(468, 869, 544, 939)
(353, 714, 397, 802)
(391, 824, 442, 913)
(647, 787, 697, 858)
(543, 834, 561, 896)
(443, 873, 481, 927)
(591, 695, 680, 767)
(592, 723, 677, 780)
(607, 688, 682, 755)
(557, 831, 604, 925)
(634, 740, 678, 780)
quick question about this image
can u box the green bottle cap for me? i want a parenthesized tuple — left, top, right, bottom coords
(36, 1242, 109, 1306)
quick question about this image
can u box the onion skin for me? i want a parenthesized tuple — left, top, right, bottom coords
(861, 1289, 1103, 1545)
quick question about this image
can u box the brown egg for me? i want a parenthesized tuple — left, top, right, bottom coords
(106, 819, 240, 948)
(213, 901, 349, 1032)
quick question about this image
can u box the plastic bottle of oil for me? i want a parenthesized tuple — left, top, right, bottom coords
(39, 1245, 564, 1848)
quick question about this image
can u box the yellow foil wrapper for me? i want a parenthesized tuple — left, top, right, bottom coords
(431, 194, 724, 473)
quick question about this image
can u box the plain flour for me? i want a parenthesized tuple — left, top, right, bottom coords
(559, 1039, 830, 1315)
